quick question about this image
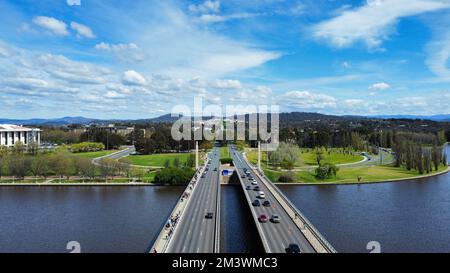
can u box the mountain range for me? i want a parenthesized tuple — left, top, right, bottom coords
(0, 113, 449, 126)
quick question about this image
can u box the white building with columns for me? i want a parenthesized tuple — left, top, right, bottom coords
(0, 124, 41, 147)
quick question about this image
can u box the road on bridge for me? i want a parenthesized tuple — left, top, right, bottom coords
(231, 147, 316, 253)
(166, 147, 221, 253)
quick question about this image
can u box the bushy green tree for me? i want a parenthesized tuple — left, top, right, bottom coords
(315, 163, 339, 180)
(154, 167, 195, 185)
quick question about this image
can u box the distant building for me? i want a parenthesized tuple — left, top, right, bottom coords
(0, 124, 41, 147)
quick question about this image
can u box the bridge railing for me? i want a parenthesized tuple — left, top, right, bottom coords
(242, 152, 336, 253)
(149, 154, 209, 253)
(213, 165, 221, 253)
(258, 171, 337, 253)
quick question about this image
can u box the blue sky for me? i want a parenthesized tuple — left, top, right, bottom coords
(1, 0, 450, 119)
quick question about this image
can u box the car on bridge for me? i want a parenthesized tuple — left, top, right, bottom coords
(246, 185, 252, 190)
(286, 244, 301, 253)
(258, 214, 268, 223)
(252, 200, 261, 207)
(253, 186, 260, 191)
(251, 180, 258, 185)
(205, 212, 214, 219)
(263, 200, 271, 207)
(257, 191, 265, 199)
(271, 214, 280, 223)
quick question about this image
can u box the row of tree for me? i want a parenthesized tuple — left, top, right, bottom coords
(0, 152, 145, 182)
(393, 141, 447, 174)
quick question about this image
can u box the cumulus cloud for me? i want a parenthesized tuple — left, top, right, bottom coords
(281, 91, 337, 109)
(36, 53, 110, 84)
(369, 82, 391, 90)
(67, 0, 81, 6)
(189, 1, 221, 14)
(215, 79, 242, 89)
(312, 0, 450, 49)
(32, 16, 69, 36)
(95, 42, 144, 62)
(70, 22, 95, 39)
(122, 70, 148, 86)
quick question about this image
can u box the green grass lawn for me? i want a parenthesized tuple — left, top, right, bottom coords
(125, 153, 193, 167)
(264, 164, 448, 184)
(71, 150, 118, 159)
(247, 148, 363, 168)
(220, 146, 230, 159)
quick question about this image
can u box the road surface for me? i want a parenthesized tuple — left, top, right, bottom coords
(231, 147, 316, 253)
(166, 147, 221, 253)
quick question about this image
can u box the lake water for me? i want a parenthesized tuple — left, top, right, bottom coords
(0, 146, 448, 253)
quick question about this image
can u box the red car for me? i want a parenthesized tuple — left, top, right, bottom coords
(259, 214, 268, 223)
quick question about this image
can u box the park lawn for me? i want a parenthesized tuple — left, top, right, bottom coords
(220, 146, 231, 159)
(71, 150, 118, 159)
(246, 148, 363, 168)
(266, 164, 448, 184)
(126, 153, 193, 167)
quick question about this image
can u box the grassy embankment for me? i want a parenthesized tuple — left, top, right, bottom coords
(247, 148, 364, 168)
(246, 148, 447, 184)
(71, 150, 119, 159)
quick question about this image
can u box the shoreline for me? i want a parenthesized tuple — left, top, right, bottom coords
(0, 166, 448, 187)
(0, 182, 185, 187)
(274, 165, 450, 186)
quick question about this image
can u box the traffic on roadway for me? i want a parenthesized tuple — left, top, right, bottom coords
(166, 147, 221, 253)
(230, 146, 316, 253)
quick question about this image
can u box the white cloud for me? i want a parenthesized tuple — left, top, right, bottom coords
(70, 22, 95, 39)
(312, 0, 450, 49)
(215, 79, 242, 89)
(189, 1, 221, 14)
(122, 70, 148, 86)
(425, 30, 450, 79)
(95, 42, 144, 62)
(281, 91, 337, 109)
(341, 61, 351, 68)
(198, 13, 260, 23)
(369, 82, 391, 90)
(67, 0, 81, 6)
(37, 53, 110, 84)
(32, 16, 69, 36)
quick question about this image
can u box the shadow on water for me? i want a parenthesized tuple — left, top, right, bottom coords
(220, 185, 264, 253)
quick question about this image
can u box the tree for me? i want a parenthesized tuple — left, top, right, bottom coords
(164, 159, 170, 168)
(186, 153, 195, 168)
(432, 144, 442, 171)
(12, 141, 25, 156)
(30, 155, 51, 181)
(119, 158, 133, 179)
(51, 153, 73, 181)
(28, 141, 39, 156)
(154, 167, 195, 185)
(132, 168, 146, 182)
(98, 158, 118, 181)
(8, 155, 30, 179)
(423, 149, 432, 174)
(75, 157, 97, 181)
(173, 157, 180, 168)
(0, 155, 8, 179)
(315, 163, 339, 180)
(270, 142, 300, 170)
(316, 149, 324, 165)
